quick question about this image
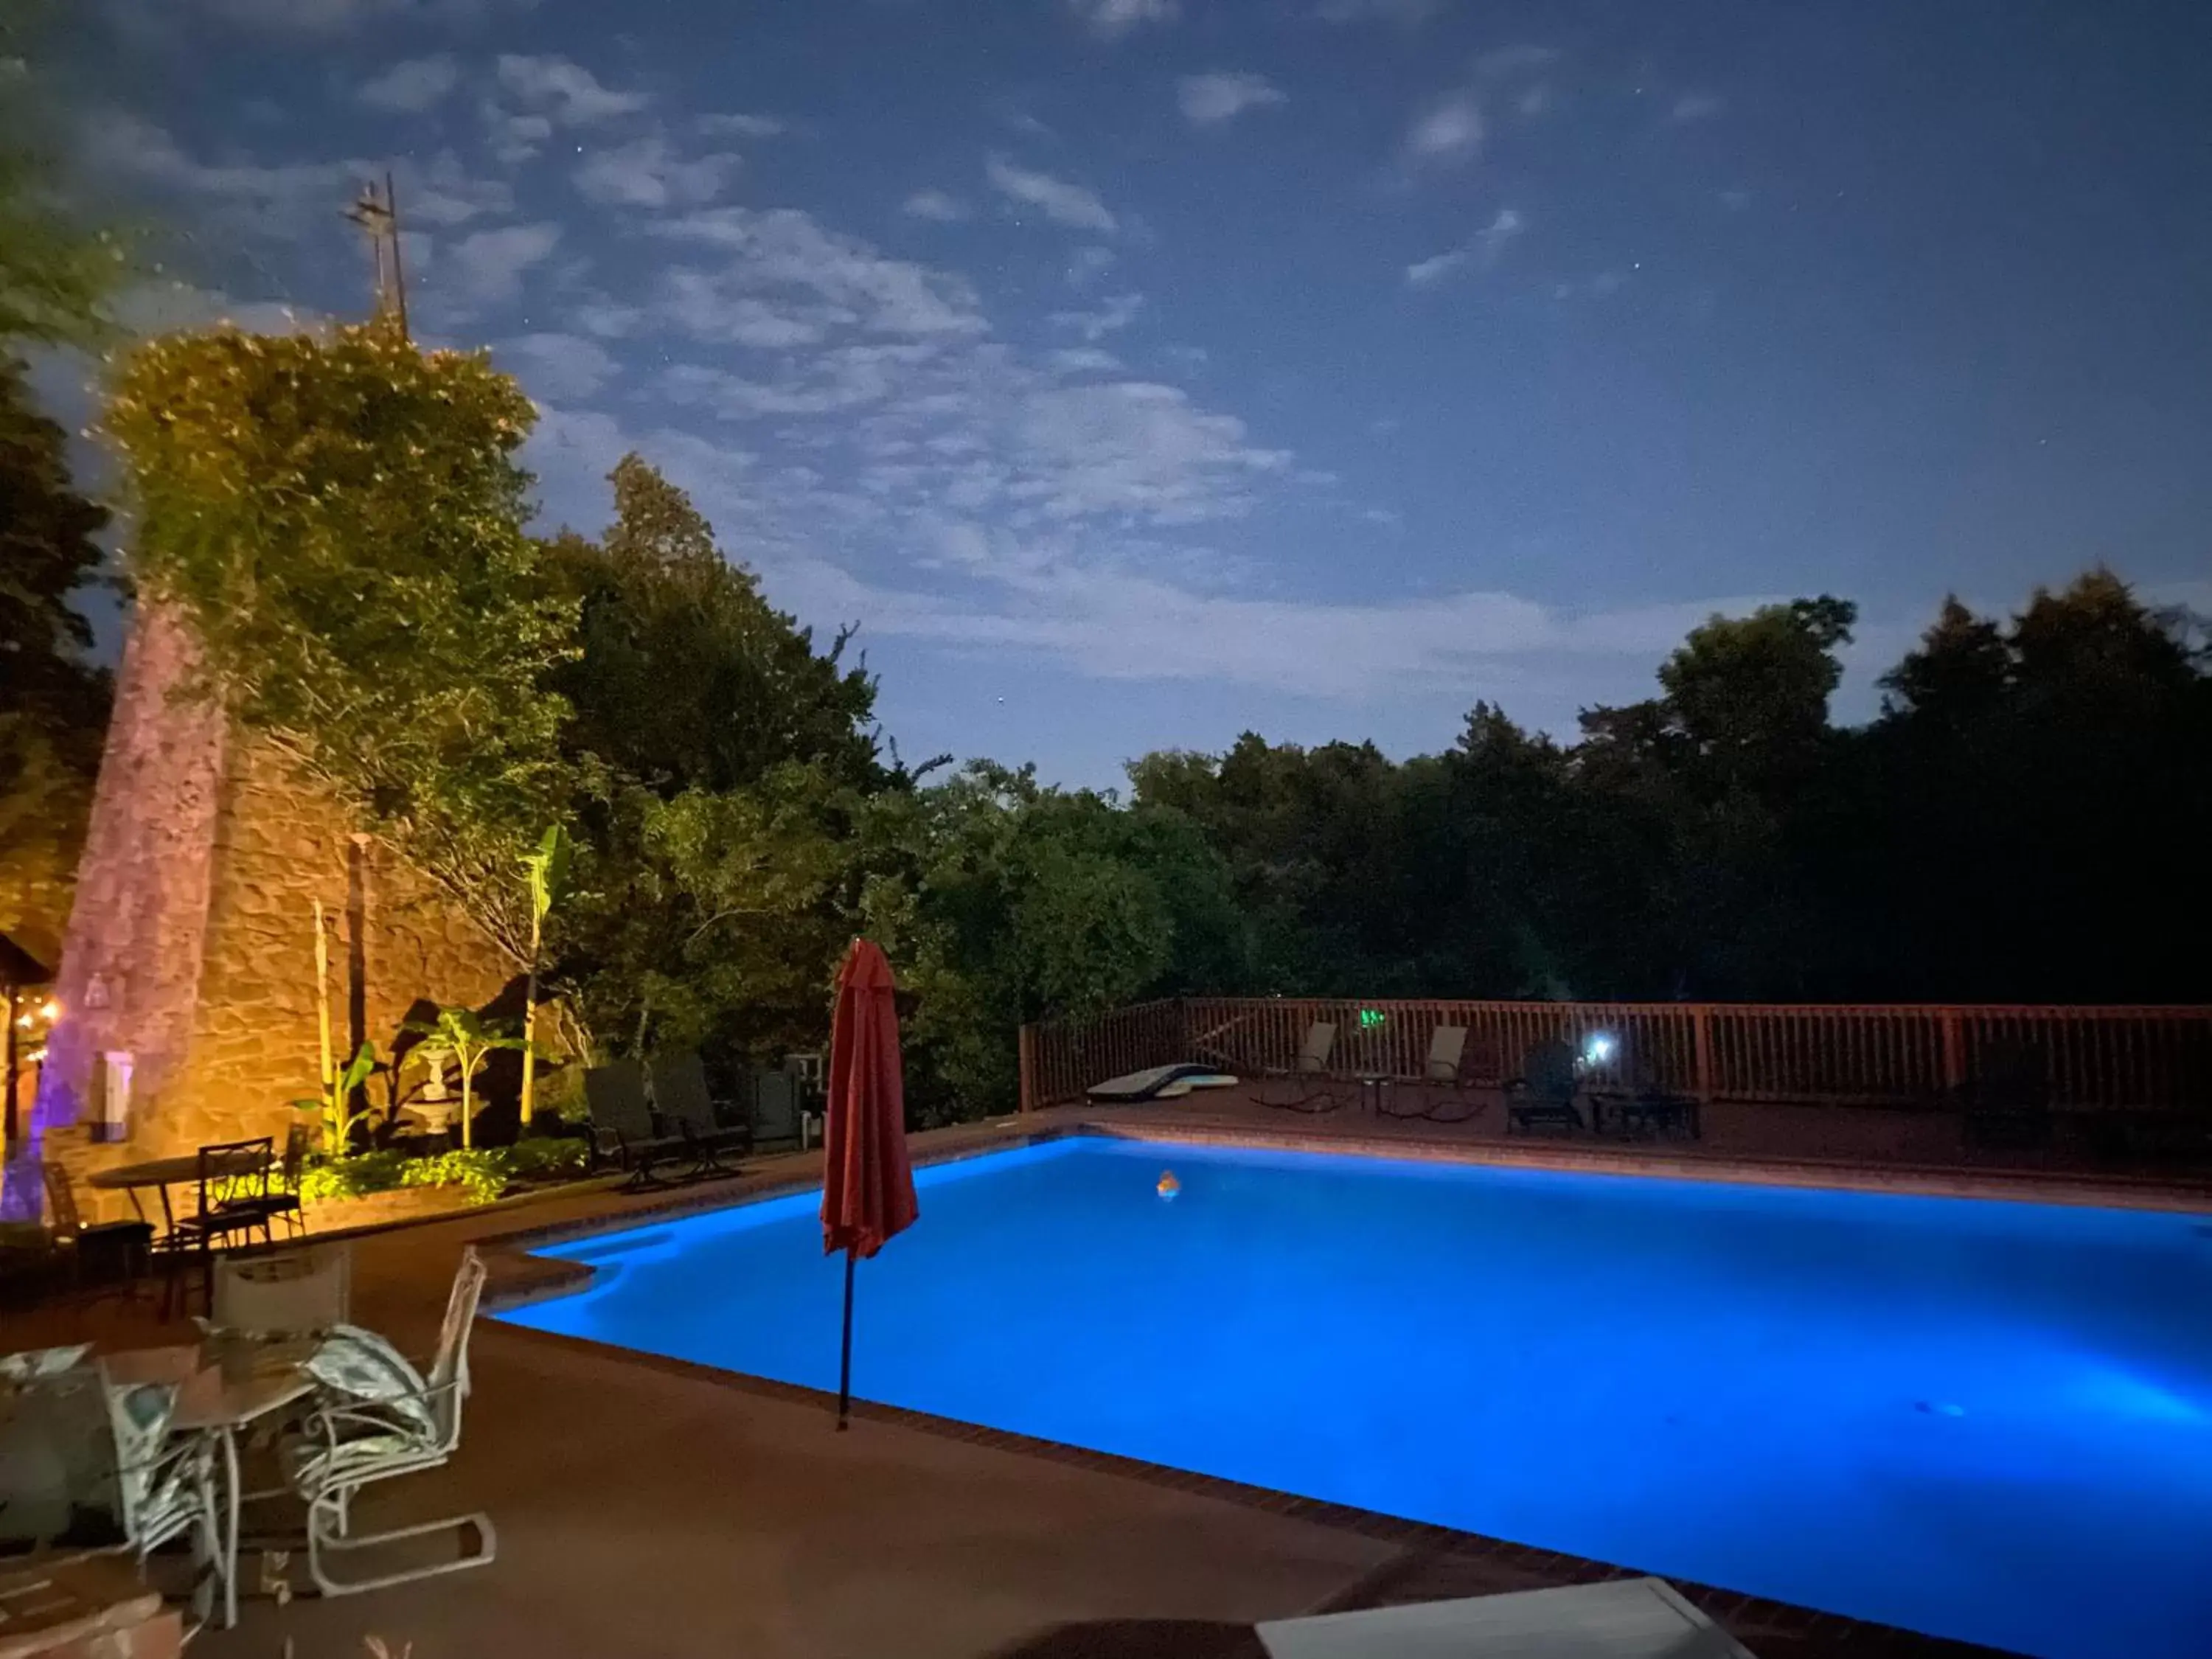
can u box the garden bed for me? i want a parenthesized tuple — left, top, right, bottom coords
(296, 1135, 596, 1235)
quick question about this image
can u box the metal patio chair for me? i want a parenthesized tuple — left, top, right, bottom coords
(584, 1060, 688, 1189)
(1378, 1025, 1488, 1123)
(285, 1247, 495, 1596)
(649, 1050, 748, 1178)
(1259, 1020, 1345, 1113)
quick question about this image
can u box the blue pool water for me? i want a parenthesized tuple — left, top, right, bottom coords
(498, 1138, 2212, 1659)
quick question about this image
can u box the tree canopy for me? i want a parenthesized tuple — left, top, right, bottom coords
(102, 322, 577, 961)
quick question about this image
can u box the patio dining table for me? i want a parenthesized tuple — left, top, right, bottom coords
(104, 1338, 320, 1631)
(87, 1148, 271, 1234)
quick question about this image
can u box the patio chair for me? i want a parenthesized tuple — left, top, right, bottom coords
(1379, 1026, 1487, 1123)
(1, 1351, 218, 1592)
(584, 1060, 687, 1190)
(162, 1138, 276, 1318)
(1504, 1039, 1586, 1135)
(285, 1247, 495, 1597)
(650, 1050, 748, 1178)
(241, 1122, 312, 1239)
(1963, 1036, 2053, 1152)
(1259, 1021, 1343, 1113)
(41, 1161, 153, 1297)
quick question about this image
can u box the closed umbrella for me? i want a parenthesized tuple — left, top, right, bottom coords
(821, 938, 919, 1430)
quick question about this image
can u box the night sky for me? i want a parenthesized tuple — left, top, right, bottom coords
(50, 0, 2212, 785)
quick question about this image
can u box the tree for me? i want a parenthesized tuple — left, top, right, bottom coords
(546, 454, 879, 798)
(1654, 597, 1856, 792)
(1, 360, 111, 950)
(540, 454, 886, 1063)
(0, 0, 121, 965)
(0, 0, 128, 349)
(102, 322, 578, 964)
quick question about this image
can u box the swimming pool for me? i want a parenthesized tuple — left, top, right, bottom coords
(497, 1136, 2212, 1659)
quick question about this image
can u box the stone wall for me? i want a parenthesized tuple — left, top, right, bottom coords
(19, 602, 521, 1221)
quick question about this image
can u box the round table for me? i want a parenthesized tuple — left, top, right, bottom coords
(88, 1148, 271, 1230)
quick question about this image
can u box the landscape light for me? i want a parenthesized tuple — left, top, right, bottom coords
(1584, 1032, 1617, 1065)
(39, 1000, 58, 1021)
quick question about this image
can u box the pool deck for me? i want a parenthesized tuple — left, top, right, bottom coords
(25, 1091, 2198, 1658)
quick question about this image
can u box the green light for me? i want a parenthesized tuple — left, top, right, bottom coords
(1359, 1008, 1385, 1029)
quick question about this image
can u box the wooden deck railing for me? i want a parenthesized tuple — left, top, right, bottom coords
(1017, 997, 2212, 1114)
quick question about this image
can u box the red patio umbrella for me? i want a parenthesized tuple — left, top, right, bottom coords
(821, 937, 919, 1429)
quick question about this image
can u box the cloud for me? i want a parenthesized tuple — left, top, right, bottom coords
(493, 55, 648, 124)
(1065, 245, 1117, 288)
(788, 562, 1783, 703)
(985, 156, 1118, 233)
(698, 112, 785, 139)
(1063, 0, 1178, 39)
(84, 112, 359, 236)
(1009, 381, 1288, 524)
(1552, 269, 1628, 301)
(162, 0, 537, 32)
(1473, 44, 1559, 77)
(1050, 291, 1143, 341)
(89, 115, 515, 252)
(445, 221, 561, 305)
(1405, 248, 1470, 288)
(650, 206, 988, 337)
(498, 332, 620, 402)
(901, 189, 973, 223)
(1049, 347, 1124, 375)
(358, 55, 460, 111)
(1403, 93, 1483, 166)
(1315, 0, 1446, 23)
(660, 347, 933, 418)
(401, 152, 514, 226)
(1669, 93, 1725, 123)
(575, 136, 740, 209)
(1405, 208, 1523, 285)
(1178, 72, 1288, 126)
(481, 102, 554, 164)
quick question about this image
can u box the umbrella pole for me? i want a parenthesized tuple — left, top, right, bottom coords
(836, 1247, 857, 1430)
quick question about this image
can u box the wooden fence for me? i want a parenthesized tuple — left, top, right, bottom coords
(1017, 997, 2212, 1114)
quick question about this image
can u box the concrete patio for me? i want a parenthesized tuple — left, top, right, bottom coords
(18, 1092, 2180, 1658)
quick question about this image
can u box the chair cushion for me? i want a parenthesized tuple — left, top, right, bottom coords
(305, 1326, 435, 1437)
(1, 1344, 91, 1382)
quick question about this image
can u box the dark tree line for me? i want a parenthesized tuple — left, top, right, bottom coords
(1130, 573, 2212, 1007)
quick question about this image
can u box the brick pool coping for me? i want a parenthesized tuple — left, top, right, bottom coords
(462, 1116, 2104, 1659)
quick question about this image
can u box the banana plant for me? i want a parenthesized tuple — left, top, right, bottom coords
(403, 1006, 534, 1151)
(292, 1040, 378, 1155)
(518, 823, 571, 1128)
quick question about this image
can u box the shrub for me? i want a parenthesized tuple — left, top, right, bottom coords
(299, 1150, 408, 1204)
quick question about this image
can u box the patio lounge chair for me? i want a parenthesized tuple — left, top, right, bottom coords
(584, 1060, 687, 1189)
(1504, 1039, 1586, 1135)
(1259, 1021, 1343, 1113)
(286, 1247, 495, 1597)
(650, 1051, 748, 1178)
(1378, 1026, 1486, 1122)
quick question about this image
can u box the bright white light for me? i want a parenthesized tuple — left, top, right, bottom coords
(1584, 1033, 1617, 1064)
